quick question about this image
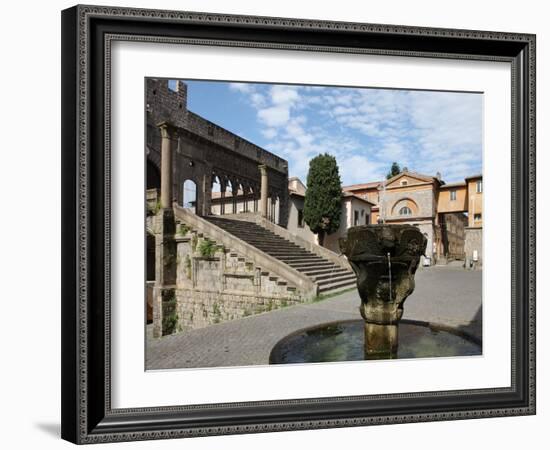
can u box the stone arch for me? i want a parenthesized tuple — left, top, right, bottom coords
(210, 175, 223, 215)
(182, 179, 197, 213)
(240, 181, 254, 213)
(391, 198, 419, 216)
(146, 159, 161, 190)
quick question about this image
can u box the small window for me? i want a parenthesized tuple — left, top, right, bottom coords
(450, 190, 457, 201)
(354, 210, 359, 226)
(474, 213, 482, 221)
(399, 206, 412, 216)
(207, 124, 214, 136)
(400, 180, 408, 186)
(476, 180, 482, 193)
(297, 209, 304, 228)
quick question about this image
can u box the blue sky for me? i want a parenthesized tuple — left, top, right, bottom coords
(169, 79, 483, 186)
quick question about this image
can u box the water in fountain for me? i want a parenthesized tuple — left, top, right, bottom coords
(269, 320, 481, 364)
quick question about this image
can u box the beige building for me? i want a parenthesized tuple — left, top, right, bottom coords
(343, 170, 482, 266)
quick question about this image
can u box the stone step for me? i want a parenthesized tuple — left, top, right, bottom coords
(278, 256, 326, 264)
(312, 270, 355, 282)
(251, 245, 310, 251)
(269, 252, 321, 258)
(318, 279, 357, 294)
(317, 273, 356, 286)
(246, 239, 301, 246)
(254, 248, 309, 255)
(302, 267, 350, 276)
(236, 238, 296, 246)
(289, 261, 336, 270)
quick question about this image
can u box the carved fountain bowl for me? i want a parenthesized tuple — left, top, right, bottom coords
(339, 224, 428, 325)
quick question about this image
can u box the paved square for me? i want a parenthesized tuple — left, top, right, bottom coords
(146, 266, 481, 369)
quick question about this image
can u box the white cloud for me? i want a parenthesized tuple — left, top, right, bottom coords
(338, 155, 386, 185)
(227, 81, 482, 184)
(228, 82, 253, 94)
(258, 105, 291, 127)
(261, 128, 277, 139)
(333, 106, 356, 116)
(250, 92, 266, 108)
(270, 85, 300, 105)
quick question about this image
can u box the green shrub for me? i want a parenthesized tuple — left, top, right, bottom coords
(198, 239, 217, 257)
(178, 224, 190, 236)
(161, 296, 178, 335)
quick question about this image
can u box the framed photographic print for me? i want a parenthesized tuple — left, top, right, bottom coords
(61, 4, 536, 444)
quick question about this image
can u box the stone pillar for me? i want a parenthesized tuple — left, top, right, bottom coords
(158, 122, 176, 209)
(232, 185, 239, 214)
(364, 323, 398, 359)
(154, 122, 178, 337)
(259, 165, 268, 218)
(201, 166, 213, 216)
(278, 188, 289, 228)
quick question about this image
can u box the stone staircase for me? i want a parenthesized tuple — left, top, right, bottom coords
(205, 216, 356, 294)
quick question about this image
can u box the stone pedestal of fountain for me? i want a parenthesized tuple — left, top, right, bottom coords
(339, 225, 427, 359)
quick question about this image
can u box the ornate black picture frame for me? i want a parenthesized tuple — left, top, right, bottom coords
(61, 5, 536, 444)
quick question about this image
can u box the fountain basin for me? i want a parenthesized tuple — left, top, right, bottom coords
(269, 319, 481, 364)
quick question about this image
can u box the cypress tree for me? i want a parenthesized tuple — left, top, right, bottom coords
(303, 154, 342, 246)
(386, 162, 401, 179)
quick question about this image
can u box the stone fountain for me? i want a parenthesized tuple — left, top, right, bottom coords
(338, 225, 427, 359)
(269, 224, 481, 365)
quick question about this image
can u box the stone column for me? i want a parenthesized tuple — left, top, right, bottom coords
(154, 122, 178, 337)
(158, 121, 175, 209)
(259, 165, 269, 218)
(231, 184, 239, 213)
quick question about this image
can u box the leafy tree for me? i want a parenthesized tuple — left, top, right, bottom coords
(304, 154, 343, 246)
(386, 162, 401, 179)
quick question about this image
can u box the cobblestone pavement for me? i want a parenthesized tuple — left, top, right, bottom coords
(146, 266, 482, 369)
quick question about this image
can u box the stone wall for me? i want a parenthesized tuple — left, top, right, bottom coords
(287, 194, 317, 244)
(414, 221, 436, 267)
(155, 217, 305, 333)
(380, 187, 435, 220)
(464, 227, 483, 269)
(176, 289, 301, 330)
(440, 212, 468, 260)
